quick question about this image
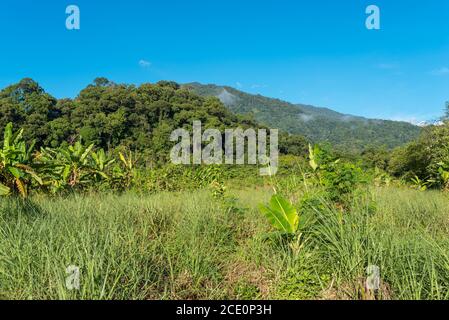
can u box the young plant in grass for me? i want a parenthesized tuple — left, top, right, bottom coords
(258, 194, 307, 255)
(259, 194, 299, 235)
(308, 144, 365, 205)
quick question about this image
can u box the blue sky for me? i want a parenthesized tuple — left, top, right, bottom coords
(0, 0, 448, 122)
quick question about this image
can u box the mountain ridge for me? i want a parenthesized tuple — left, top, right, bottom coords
(183, 82, 422, 152)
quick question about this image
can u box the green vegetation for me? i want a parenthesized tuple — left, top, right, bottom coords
(185, 83, 421, 153)
(0, 78, 244, 156)
(0, 123, 42, 197)
(0, 78, 307, 162)
(1, 79, 449, 300)
(2, 186, 449, 300)
(259, 194, 299, 234)
(390, 119, 449, 190)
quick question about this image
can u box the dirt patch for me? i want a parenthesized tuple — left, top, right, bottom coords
(224, 260, 273, 299)
(320, 277, 392, 300)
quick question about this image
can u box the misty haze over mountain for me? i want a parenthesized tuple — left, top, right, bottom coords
(184, 83, 422, 152)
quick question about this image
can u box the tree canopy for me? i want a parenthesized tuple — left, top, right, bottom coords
(0, 78, 309, 164)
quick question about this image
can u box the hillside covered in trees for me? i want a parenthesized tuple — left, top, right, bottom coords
(0, 78, 308, 163)
(185, 83, 422, 153)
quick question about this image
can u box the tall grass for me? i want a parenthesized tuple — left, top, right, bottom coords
(1, 186, 449, 300)
(0, 191, 242, 299)
(309, 188, 449, 299)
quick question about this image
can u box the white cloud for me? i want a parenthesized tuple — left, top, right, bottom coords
(217, 89, 238, 106)
(431, 67, 449, 76)
(390, 116, 422, 125)
(377, 63, 397, 70)
(299, 114, 314, 122)
(388, 113, 441, 126)
(139, 59, 152, 68)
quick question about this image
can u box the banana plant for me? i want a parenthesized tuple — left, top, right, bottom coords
(91, 148, 115, 183)
(259, 194, 299, 234)
(37, 140, 97, 192)
(436, 162, 449, 191)
(0, 123, 42, 197)
(111, 151, 136, 189)
(119, 151, 134, 172)
(410, 175, 431, 191)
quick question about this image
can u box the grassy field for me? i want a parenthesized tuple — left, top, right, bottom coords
(1, 186, 449, 300)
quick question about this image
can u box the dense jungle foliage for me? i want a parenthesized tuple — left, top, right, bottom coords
(0, 78, 307, 163)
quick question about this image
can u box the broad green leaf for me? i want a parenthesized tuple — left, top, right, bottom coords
(308, 144, 318, 172)
(8, 166, 23, 179)
(119, 152, 127, 166)
(92, 152, 100, 165)
(259, 194, 299, 234)
(14, 163, 43, 185)
(80, 144, 94, 163)
(0, 183, 10, 196)
(62, 165, 71, 181)
(3, 122, 13, 150)
(27, 169, 43, 185)
(96, 171, 109, 180)
(26, 140, 36, 160)
(13, 128, 24, 145)
(60, 149, 72, 161)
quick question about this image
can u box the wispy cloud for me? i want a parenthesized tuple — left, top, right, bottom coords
(138, 59, 152, 68)
(388, 113, 441, 125)
(431, 67, 449, 76)
(377, 63, 396, 69)
(390, 116, 423, 125)
(251, 84, 268, 89)
(217, 89, 238, 106)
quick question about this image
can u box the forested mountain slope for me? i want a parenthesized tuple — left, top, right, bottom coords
(184, 83, 422, 152)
